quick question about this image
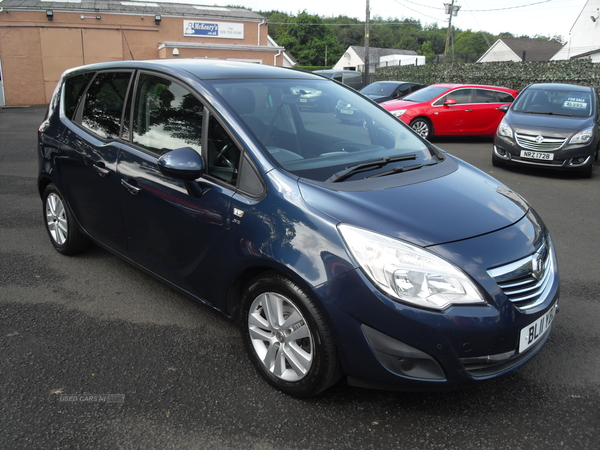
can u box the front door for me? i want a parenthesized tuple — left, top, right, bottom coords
(432, 88, 473, 134)
(117, 72, 240, 300)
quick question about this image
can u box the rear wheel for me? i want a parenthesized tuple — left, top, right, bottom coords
(43, 184, 91, 255)
(240, 272, 341, 397)
(410, 118, 432, 140)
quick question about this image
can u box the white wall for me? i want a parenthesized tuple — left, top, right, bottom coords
(553, 0, 600, 60)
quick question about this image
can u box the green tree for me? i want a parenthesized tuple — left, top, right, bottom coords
(453, 30, 489, 54)
(419, 41, 435, 58)
(275, 11, 344, 66)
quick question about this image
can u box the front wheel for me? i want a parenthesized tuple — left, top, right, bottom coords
(492, 153, 505, 168)
(240, 272, 341, 397)
(410, 118, 432, 140)
(43, 184, 91, 255)
(581, 159, 594, 178)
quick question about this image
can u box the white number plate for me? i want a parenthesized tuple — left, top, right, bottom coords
(340, 109, 354, 115)
(518, 302, 558, 353)
(520, 150, 554, 161)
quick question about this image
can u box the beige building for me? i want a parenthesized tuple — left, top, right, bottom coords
(0, 0, 285, 106)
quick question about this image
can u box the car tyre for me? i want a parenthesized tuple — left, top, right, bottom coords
(492, 153, 505, 168)
(581, 159, 594, 178)
(410, 118, 432, 140)
(43, 183, 91, 255)
(240, 271, 341, 397)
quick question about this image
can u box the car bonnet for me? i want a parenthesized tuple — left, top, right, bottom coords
(298, 158, 529, 247)
(506, 111, 595, 134)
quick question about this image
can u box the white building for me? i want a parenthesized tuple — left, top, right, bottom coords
(552, 0, 600, 61)
(332, 46, 418, 72)
(477, 38, 563, 63)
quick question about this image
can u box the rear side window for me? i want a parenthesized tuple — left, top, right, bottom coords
(496, 91, 515, 103)
(474, 89, 500, 103)
(63, 72, 94, 120)
(132, 73, 204, 156)
(81, 72, 132, 139)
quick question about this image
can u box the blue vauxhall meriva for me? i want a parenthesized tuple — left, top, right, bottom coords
(38, 60, 559, 397)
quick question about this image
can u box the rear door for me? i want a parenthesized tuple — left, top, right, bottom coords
(467, 89, 515, 135)
(59, 70, 133, 253)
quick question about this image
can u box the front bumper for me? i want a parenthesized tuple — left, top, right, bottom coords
(494, 135, 596, 170)
(314, 220, 560, 391)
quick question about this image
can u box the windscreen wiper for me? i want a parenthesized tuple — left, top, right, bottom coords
(327, 154, 418, 183)
(522, 111, 572, 117)
(366, 160, 439, 178)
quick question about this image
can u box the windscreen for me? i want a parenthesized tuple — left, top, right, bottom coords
(401, 85, 449, 103)
(512, 87, 594, 117)
(361, 83, 398, 96)
(208, 78, 437, 182)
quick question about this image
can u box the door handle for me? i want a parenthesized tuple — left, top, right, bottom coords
(121, 179, 141, 195)
(93, 163, 110, 177)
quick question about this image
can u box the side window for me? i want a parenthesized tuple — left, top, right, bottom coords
(64, 72, 94, 120)
(133, 74, 203, 155)
(81, 72, 131, 139)
(207, 115, 241, 186)
(445, 89, 472, 104)
(397, 85, 412, 97)
(474, 89, 499, 103)
(496, 91, 515, 103)
(332, 74, 343, 83)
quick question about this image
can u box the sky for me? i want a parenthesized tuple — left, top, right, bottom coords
(148, 0, 589, 43)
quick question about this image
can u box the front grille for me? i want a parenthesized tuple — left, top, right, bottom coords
(487, 237, 555, 311)
(515, 132, 567, 151)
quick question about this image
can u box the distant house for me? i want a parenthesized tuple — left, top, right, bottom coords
(552, 0, 600, 61)
(477, 38, 564, 63)
(332, 46, 420, 73)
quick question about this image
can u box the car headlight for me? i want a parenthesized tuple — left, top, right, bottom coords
(569, 126, 593, 144)
(390, 109, 406, 118)
(497, 119, 513, 138)
(338, 224, 486, 311)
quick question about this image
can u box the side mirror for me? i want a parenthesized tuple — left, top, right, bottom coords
(499, 104, 510, 113)
(444, 98, 457, 106)
(157, 147, 206, 198)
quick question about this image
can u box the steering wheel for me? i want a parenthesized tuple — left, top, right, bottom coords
(215, 143, 234, 168)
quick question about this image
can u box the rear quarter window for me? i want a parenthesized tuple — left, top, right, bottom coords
(63, 72, 94, 120)
(80, 72, 132, 139)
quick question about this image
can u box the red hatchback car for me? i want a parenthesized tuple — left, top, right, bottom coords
(381, 83, 519, 139)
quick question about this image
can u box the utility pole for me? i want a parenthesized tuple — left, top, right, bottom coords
(364, 0, 370, 87)
(443, 0, 461, 62)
